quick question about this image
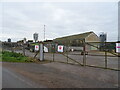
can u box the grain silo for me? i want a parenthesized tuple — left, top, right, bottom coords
(99, 32, 107, 50)
(8, 38, 11, 42)
(33, 33, 38, 42)
(99, 32, 107, 42)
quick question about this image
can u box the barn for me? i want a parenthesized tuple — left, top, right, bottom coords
(53, 31, 100, 51)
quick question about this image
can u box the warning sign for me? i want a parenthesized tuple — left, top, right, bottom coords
(58, 45, 64, 52)
(35, 45, 39, 51)
(116, 43, 120, 53)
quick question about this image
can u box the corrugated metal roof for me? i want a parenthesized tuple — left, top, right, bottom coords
(54, 31, 93, 41)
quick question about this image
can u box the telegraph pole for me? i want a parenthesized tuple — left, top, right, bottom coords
(44, 25, 45, 41)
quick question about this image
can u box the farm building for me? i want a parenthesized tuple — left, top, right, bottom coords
(53, 31, 100, 51)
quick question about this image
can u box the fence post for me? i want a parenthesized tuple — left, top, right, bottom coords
(83, 40, 86, 66)
(23, 44, 25, 56)
(53, 43, 55, 62)
(67, 45, 68, 63)
(11, 43, 14, 52)
(105, 42, 107, 68)
(40, 43, 44, 61)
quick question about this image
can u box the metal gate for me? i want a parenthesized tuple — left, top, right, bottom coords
(44, 41, 119, 71)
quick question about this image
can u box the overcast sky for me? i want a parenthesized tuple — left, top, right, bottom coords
(0, 1, 118, 42)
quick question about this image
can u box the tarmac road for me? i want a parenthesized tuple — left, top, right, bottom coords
(2, 62, 118, 88)
(2, 66, 46, 88)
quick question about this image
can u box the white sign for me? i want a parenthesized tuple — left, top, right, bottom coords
(35, 45, 39, 51)
(44, 46, 48, 52)
(58, 45, 64, 52)
(23, 40, 26, 44)
(116, 43, 120, 53)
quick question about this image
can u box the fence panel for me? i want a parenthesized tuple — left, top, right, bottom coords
(85, 42, 119, 70)
(86, 53, 105, 67)
(107, 56, 118, 69)
(44, 53, 53, 61)
(66, 51, 83, 65)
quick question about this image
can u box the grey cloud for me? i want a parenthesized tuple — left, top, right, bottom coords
(1, 2, 118, 42)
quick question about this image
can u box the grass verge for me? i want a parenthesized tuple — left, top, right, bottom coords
(0, 51, 34, 62)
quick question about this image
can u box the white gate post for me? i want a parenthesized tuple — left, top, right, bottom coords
(40, 43, 44, 61)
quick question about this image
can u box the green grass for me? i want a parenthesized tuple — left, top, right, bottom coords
(0, 52, 2, 62)
(1, 51, 33, 62)
(31, 43, 39, 45)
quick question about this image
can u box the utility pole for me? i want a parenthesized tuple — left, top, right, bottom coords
(44, 25, 45, 41)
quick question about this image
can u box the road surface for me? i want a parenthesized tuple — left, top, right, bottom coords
(2, 62, 118, 88)
(2, 65, 46, 88)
